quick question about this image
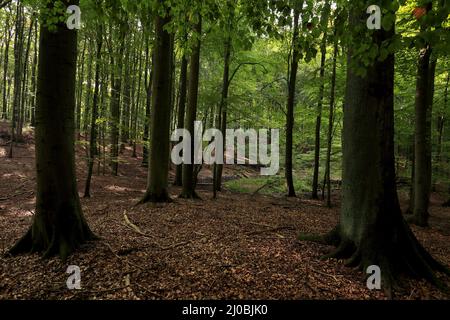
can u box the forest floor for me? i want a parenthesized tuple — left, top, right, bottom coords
(0, 122, 450, 300)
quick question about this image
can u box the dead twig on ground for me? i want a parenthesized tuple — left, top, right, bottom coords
(123, 211, 155, 239)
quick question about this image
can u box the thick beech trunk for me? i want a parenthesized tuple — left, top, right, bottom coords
(180, 15, 202, 199)
(10, 0, 95, 260)
(300, 3, 449, 294)
(140, 8, 173, 203)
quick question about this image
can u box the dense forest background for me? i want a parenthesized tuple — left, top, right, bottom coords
(0, 0, 449, 300)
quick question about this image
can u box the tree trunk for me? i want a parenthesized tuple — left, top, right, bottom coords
(323, 27, 338, 208)
(406, 134, 415, 214)
(120, 36, 132, 145)
(174, 33, 188, 187)
(441, 72, 450, 205)
(76, 37, 86, 138)
(411, 46, 433, 227)
(82, 40, 94, 139)
(140, 7, 173, 203)
(180, 15, 202, 199)
(10, 0, 96, 260)
(129, 39, 138, 148)
(436, 73, 446, 181)
(2, 15, 11, 120)
(312, 0, 331, 200)
(285, 4, 301, 197)
(142, 37, 152, 167)
(9, 1, 24, 158)
(18, 15, 34, 136)
(84, 26, 103, 198)
(109, 23, 126, 176)
(132, 37, 143, 158)
(213, 33, 232, 196)
(300, 3, 449, 295)
(30, 17, 38, 127)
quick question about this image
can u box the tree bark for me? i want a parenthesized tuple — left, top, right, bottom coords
(76, 37, 86, 138)
(84, 26, 103, 198)
(1, 14, 11, 120)
(10, 0, 96, 260)
(174, 33, 188, 187)
(312, 0, 331, 200)
(180, 15, 202, 199)
(142, 37, 153, 167)
(9, 1, 24, 157)
(83, 40, 93, 138)
(299, 3, 449, 294)
(285, 4, 302, 197)
(120, 35, 132, 145)
(109, 21, 126, 176)
(131, 36, 144, 158)
(213, 33, 231, 197)
(29, 17, 38, 127)
(323, 26, 338, 208)
(18, 15, 34, 136)
(411, 47, 433, 226)
(140, 7, 173, 203)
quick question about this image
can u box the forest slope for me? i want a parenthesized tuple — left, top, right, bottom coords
(1, 123, 449, 300)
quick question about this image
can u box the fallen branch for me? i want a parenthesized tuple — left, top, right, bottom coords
(123, 211, 154, 239)
(121, 213, 193, 251)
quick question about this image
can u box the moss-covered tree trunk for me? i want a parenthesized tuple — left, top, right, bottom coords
(140, 6, 173, 203)
(10, 0, 96, 260)
(180, 15, 202, 199)
(300, 2, 449, 294)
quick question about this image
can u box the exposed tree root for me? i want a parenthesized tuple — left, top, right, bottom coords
(406, 213, 430, 228)
(9, 216, 97, 261)
(298, 225, 340, 246)
(179, 191, 202, 200)
(137, 191, 172, 204)
(299, 222, 450, 296)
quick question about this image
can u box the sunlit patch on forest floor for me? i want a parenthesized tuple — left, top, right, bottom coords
(0, 127, 449, 300)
